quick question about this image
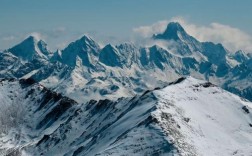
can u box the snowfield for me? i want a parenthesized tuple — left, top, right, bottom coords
(0, 77, 252, 156)
(153, 77, 252, 155)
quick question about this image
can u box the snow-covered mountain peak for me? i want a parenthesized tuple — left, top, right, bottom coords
(78, 35, 99, 48)
(59, 35, 100, 67)
(153, 22, 202, 56)
(233, 50, 249, 63)
(153, 22, 190, 41)
(103, 43, 116, 51)
(68, 35, 101, 53)
(25, 35, 38, 43)
(99, 44, 122, 67)
(8, 36, 49, 61)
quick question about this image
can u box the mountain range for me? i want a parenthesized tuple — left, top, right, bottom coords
(1, 22, 252, 155)
(0, 22, 251, 103)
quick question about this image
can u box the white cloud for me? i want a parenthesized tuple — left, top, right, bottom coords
(28, 32, 46, 41)
(133, 17, 252, 52)
(133, 20, 169, 38)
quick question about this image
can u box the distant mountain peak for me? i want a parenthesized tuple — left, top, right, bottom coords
(8, 36, 49, 61)
(59, 35, 100, 67)
(71, 35, 100, 50)
(78, 35, 96, 46)
(233, 50, 249, 63)
(99, 44, 122, 67)
(165, 22, 185, 34)
(152, 22, 202, 56)
(153, 22, 188, 41)
(26, 35, 37, 42)
(104, 43, 116, 50)
(79, 34, 93, 41)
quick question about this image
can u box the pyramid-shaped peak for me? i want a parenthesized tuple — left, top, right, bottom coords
(166, 22, 185, 32)
(78, 35, 99, 47)
(99, 44, 121, 67)
(104, 44, 116, 50)
(59, 35, 100, 67)
(22, 35, 38, 44)
(153, 22, 189, 41)
(25, 35, 47, 43)
(68, 35, 100, 50)
(20, 36, 48, 48)
(8, 36, 49, 61)
(79, 35, 94, 42)
(102, 44, 120, 53)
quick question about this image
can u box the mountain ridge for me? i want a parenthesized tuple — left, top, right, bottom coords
(0, 22, 252, 103)
(0, 77, 252, 155)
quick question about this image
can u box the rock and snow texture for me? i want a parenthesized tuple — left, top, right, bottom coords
(0, 77, 252, 156)
(153, 77, 252, 156)
(8, 36, 50, 61)
(0, 78, 77, 156)
(1, 22, 252, 103)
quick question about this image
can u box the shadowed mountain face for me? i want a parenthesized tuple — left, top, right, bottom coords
(153, 22, 191, 41)
(0, 77, 252, 155)
(59, 35, 100, 67)
(8, 36, 50, 61)
(0, 22, 251, 103)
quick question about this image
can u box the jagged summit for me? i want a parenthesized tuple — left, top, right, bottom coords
(8, 36, 49, 61)
(99, 44, 122, 67)
(116, 42, 136, 51)
(68, 35, 100, 51)
(59, 35, 100, 67)
(25, 35, 38, 42)
(0, 25, 252, 103)
(153, 22, 189, 41)
(76, 35, 100, 50)
(37, 40, 51, 56)
(233, 50, 249, 63)
(153, 22, 202, 56)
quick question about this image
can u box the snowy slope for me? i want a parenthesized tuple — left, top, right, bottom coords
(153, 77, 252, 155)
(0, 22, 252, 104)
(0, 77, 252, 156)
(0, 78, 77, 156)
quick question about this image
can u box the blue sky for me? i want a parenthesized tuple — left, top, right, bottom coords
(1, 0, 252, 51)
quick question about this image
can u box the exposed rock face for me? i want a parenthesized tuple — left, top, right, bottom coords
(0, 22, 252, 103)
(1, 77, 252, 156)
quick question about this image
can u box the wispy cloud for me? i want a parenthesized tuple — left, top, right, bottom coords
(2, 35, 16, 41)
(133, 20, 169, 38)
(28, 32, 46, 41)
(133, 17, 252, 53)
